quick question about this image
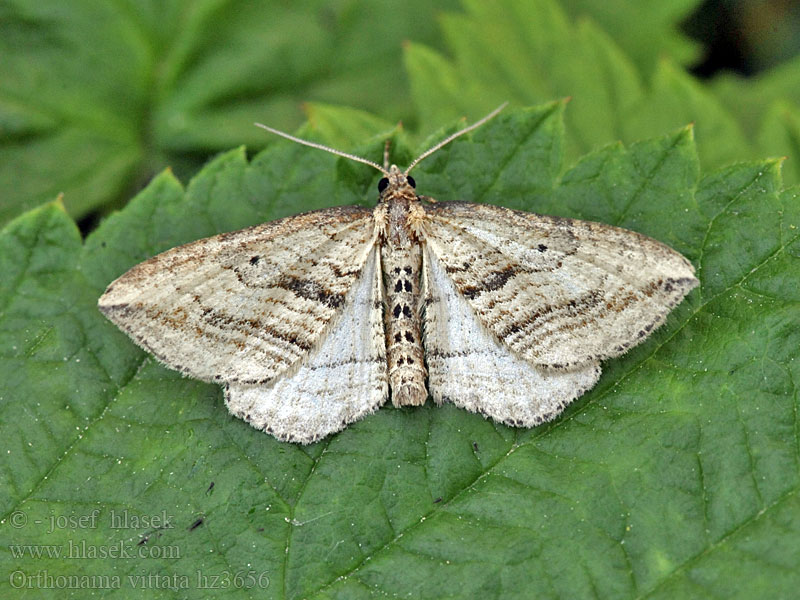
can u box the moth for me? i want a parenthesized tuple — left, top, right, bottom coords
(99, 106, 698, 443)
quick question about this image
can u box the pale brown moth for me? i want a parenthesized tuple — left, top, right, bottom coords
(99, 106, 698, 443)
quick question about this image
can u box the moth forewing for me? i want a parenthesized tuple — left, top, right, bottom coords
(421, 202, 698, 369)
(98, 206, 377, 385)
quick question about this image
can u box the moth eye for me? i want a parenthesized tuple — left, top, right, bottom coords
(378, 178, 389, 193)
(406, 176, 416, 188)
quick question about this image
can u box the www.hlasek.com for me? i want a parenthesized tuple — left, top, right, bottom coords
(9, 539, 180, 560)
(9, 570, 271, 591)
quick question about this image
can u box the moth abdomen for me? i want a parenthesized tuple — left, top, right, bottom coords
(381, 244, 427, 407)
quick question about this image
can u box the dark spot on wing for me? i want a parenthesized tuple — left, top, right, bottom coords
(462, 265, 518, 300)
(277, 275, 344, 308)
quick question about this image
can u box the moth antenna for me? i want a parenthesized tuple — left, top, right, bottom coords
(405, 102, 508, 175)
(254, 123, 389, 176)
(383, 139, 392, 170)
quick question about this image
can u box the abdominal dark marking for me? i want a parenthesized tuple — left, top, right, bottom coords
(392, 303, 413, 318)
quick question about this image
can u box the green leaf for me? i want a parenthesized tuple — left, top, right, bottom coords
(0, 0, 460, 225)
(712, 55, 800, 136)
(713, 62, 800, 184)
(559, 0, 703, 74)
(2, 105, 799, 599)
(302, 104, 397, 150)
(757, 102, 800, 185)
(404, 0, 780, 180)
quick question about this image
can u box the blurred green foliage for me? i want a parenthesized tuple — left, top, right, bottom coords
(2, 0, 799, 226)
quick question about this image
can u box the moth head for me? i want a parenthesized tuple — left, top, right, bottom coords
(378, 165, 417, 199)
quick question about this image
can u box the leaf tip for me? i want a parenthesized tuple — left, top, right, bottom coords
(681, 122, 696, 142)
(765, 156, 786, 181)
(53, 193, 67, 213)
